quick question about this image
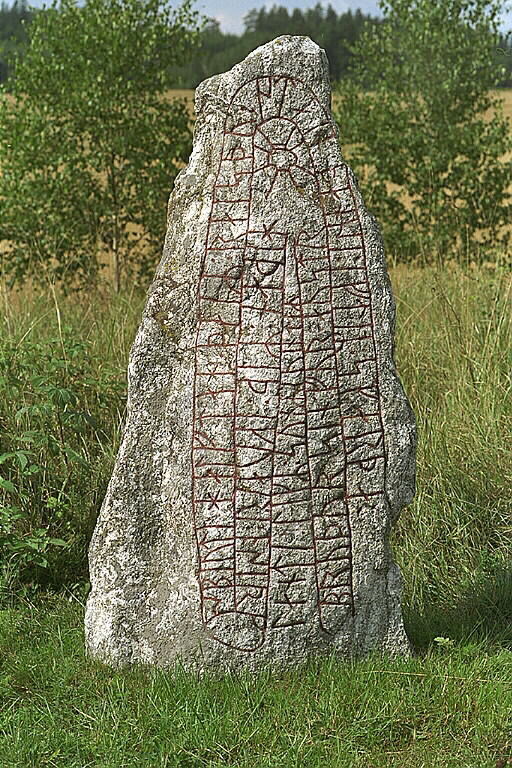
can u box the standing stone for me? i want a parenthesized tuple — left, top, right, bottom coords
(85, 36, 416, 671)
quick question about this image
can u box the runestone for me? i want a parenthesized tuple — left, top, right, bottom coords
(85, 36, 416, 671)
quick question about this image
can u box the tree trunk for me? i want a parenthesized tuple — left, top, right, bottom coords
(109, 153, 121, 293)
(112, 212, 120, 294)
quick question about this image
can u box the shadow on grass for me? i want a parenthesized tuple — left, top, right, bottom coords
(405, 565, 512, 651)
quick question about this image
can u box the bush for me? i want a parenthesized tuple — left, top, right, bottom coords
(0, 319, 126, 593)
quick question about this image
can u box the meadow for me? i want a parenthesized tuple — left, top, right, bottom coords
(0, 89, 511, 766)
(0, 260, 510, 767)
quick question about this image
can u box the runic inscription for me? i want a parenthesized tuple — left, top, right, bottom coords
(85, 36, 414, 671)
(191, 75, 386, 652)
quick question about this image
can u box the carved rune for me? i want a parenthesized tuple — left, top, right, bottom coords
(191, 75, 386, 651)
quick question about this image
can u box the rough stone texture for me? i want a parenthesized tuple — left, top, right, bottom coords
(85, 36, 416, 671)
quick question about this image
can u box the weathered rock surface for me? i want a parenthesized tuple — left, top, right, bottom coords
(85, 36, 416, 671)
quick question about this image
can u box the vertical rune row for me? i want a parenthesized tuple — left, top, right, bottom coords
(191, 76, 386, 652)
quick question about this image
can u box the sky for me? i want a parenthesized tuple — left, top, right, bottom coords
(26, 0, 512, 36)
(205, 0, 512, 35)
(201, 0, 381, 34)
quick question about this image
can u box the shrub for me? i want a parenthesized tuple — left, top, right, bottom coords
(0, 324, 125, 592)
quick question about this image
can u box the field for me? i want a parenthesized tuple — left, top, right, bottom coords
(172, 87, 512, 121)
(0, 87, 511, 766)
(0, 261, 511, 767)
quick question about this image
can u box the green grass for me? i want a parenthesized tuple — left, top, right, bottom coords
(391, 264, 511, 648)
(0, 596, 511, 768)
(0, 284, 145, 590)
(0, 263, 511, 766)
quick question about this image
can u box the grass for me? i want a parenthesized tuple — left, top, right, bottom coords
(391, 262, 512, 648)
(0, 596, 511, 767)
(0, 262, 511, 765)
(0, 282, 144, 589)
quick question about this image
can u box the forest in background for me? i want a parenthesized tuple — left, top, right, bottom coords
(173, 4, 376, 85)
(1, 0, 512, 86)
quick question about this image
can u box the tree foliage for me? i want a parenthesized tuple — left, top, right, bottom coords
(334, 0, 512, 262)
(0, 0, 201, 290)
(1, 2, 376, 87)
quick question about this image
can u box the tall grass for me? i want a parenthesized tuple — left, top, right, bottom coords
(0, 283, 145, 591)
(0, 263, 510, 767)
(0, 263, 510, 648)
(392, 263, 511, 647)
